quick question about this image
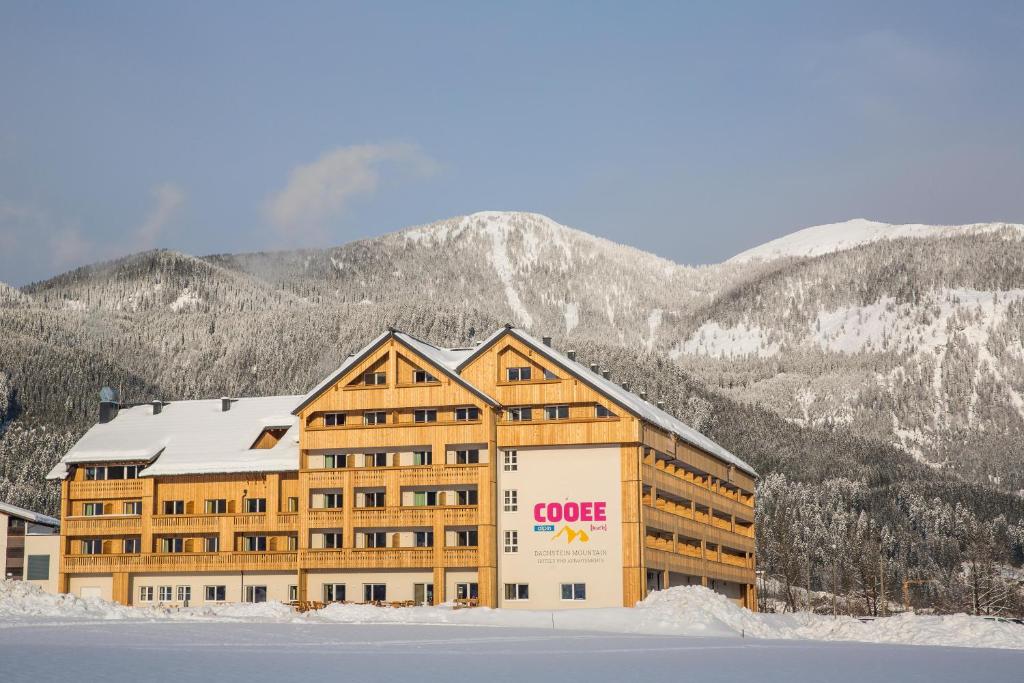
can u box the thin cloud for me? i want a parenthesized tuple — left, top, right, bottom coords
(264, 143, 437, 242)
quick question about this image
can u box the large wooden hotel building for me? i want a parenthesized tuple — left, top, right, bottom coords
(48, 326, 757, 609)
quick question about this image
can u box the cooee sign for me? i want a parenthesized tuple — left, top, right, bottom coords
(533, 501, 607, 523)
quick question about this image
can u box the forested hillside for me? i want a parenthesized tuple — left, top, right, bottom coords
(2, 210, 1023, 614)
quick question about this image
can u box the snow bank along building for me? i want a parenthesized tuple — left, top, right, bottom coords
(48, 326, 758, 609)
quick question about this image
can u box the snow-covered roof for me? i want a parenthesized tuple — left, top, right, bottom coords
(456, 327, 757, 477)
(48, 396, 302, 480)
(0, 501, 60, 527)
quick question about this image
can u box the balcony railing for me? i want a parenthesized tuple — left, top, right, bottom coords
(63, 515, 141, 535)
(62, 551, 297, 573)
(68, 479, 145, 499)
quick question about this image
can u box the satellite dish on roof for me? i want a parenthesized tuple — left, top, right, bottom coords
(99, 386, 119, 403)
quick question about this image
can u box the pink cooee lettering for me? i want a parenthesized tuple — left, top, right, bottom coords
(563, 502, 579, 522)
(594, 501, 606, 521)
(534, 501, 608, 523)
(534, 503, 546, 522)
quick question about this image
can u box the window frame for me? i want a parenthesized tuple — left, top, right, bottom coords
(324, 412, 346, 427)
(507, 407, 533, 422)
(324, 583, 346, 602)
(544, 404, 569, 420)
(504, 583, 529, 601)
(503, 489, 518, 512)
(363, 371, 387, 386)
(412, 370, 437, 383)
(123, 501, 142, 516)
(455, 449, 480, 465)
(454, 407, 480, 421)
(595, 404, 615, 418)
(506, 366, 532, 382)
(123, 537, 141, 554)
(413, 408, 438, 423)
(162, 500, 185, 515)
(363, 583, 387, 603)
(363, 411, 387, 426)
(503, 530, 518, 553)
(244, 498, 267, 513)
(204, 585, 226, 602)
(139, 586, 154, 602)
(243, 535, 268, 552)
(204, 499, 227, 514)
(455, 529, 478, 547)
(560, 583, 587, 601)
(503, 450, 518, 472)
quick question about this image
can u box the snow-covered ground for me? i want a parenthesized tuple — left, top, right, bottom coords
(2, 581, 1023, 681)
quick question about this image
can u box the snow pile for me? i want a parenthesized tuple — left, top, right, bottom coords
(3, 581, 1023, 649)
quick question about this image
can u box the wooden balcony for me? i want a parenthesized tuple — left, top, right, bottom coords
(643, 504, 755, 553)
(350, 505, 478, 527)
(643, 463, 754, 521)
(644, 543, 754, 585)
(68, 479, 145, 500)
(300, 546, 478, 570)
(63, 515, 142, 535)
(303, 464, 484, 488)
(151, 514, 219, 533)
(62, 551, 298, 573)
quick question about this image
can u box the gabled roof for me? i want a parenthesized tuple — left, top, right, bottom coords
(47, 395, 302, 480)
(458, 326, 757, 477)
(291, 330, 498, 416)
(0, 501, 60, 527)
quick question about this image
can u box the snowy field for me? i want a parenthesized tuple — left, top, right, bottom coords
(2, 582, 1023, 682)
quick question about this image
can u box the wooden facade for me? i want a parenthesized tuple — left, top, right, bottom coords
(57, 328, 756, 609)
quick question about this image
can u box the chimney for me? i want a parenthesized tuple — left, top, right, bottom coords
(221, 397, 232, 412)
(567, 350, 576, 361)
(622, 382, 631, 392)
(602, 370, 611, 380)
(98, 401, 119, 424)
(152, 400, 163, 416)
(640, 390, 648, 401)
(542, 336, 552, 347)
(590, 363, 600, 373)
(657, 401, 665, 410)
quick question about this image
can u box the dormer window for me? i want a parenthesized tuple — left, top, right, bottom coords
(507, 367, 532, 382)
(413, 370, 437, 383)
(324, 413, 346, 427)
(251, 427, 288, 449)
(543, 369, 557, 380)
(364, 371, 386, 386)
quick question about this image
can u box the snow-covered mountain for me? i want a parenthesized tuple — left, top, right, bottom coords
(728, 218, 1024, 262)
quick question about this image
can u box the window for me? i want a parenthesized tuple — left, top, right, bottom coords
(504, 530, 518, 553)
(244, 498, 267, 513)
(84, 466, 106, 481)
(322, 532, 343, 549)
(177, 585, 192, 603)
(414, 409, 437, 423)
(457, 489, 478, 506)
(160, 537, 184, 553)
(364, 411, 387, 425)
(544, 405, 569, 420)
(324, 412, 346, 427)
(561, 583, 587, 601)
(504, 583, 529, 601)
(413, 370, 437, 383)
(503, 450, 518, 472)
(413, 491, 439, 507)
(286, 535, 299, 551)
(289, 585, 298, 602)
(455, 407, 479, 421)
(139, 586, 154, 602)
(83, 502, 105, 516)
(364, 531, 387, 548)
(107, 465, 139, 479)
(123, 501, 142, 515)
(123, 538, 141, 554)
(364, 452, 387, 467)
(243, 536, 267, 552)
(506, 367, 532, 382)
(159, 586, 173, 602)
(204, 585, 226, 602)
(324, 584, 346, 602)
(414, 531, 434, 548)
(287, 496, 299, 512)
(595, 404, 616, 418)
(323, 492, 343, 509)
(454, 529, 478, 547)
(324, 453, 347, 468)
(244, 585, 267, 603)
(543, 368, 558, 380)
(364, 371, 386, 385)
(205, 499, 227, 514)
(412, 450, 432, 466)
(455, 449, 480, 464)
(503, 489, 518, 512)
(163, 500, 185, 515)
(81, 539, 103, 555)
(363, 491, 385, 508)
(204, 536, 219, 553)
(455, 583, 479, 600)
(507, 407, 532, 422)
(26, 555, 50, 580)
(363, 584, 387, 603)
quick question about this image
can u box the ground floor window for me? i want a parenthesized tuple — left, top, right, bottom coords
(560, 583, 586, 601)
(504, 583, 529, 601)
(158, 586, 173, 602)
(244, 585, 267, 603)
(205, 585, 226, 602)
(413, 583, 433, 605)
(177, 585, 192, 603)
(456, 582, 479, 600)
(289, 585, 298, 602)
(139, 586, 154, 602)
(363, 584, 386, 603)
(324, 584, 346, 602)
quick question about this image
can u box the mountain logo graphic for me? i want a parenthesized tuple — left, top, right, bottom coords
(552, 525, 590, 544)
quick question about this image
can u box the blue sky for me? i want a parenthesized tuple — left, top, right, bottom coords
(1, 1, 1022, 284)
